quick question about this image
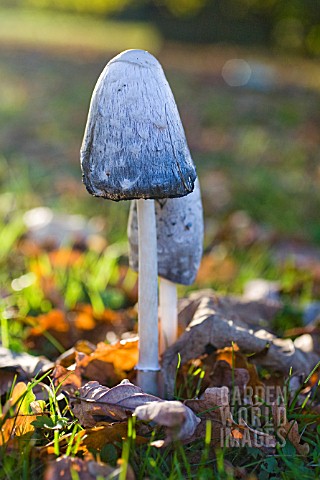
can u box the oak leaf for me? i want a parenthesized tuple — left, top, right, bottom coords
(272, 404, 309, 455)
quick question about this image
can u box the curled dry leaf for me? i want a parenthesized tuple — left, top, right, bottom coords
(134, 400, 201, 445)
(70, 379, 161, 427)
(163, 293, 318, 396)
(272, 404, 310, 456)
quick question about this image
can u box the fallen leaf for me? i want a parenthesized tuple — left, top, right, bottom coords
(44, 456, 119, 480)
(7, 382, 36, 415)
(162, 292, 318, 397)
(53, 364, 82, 393)
(81, 338, 138, 371)
(74, 311, 96, 330)
(0, 415, 37, 445)
(40, 422, 143, 458)
(28, 310, 69, 336)
(0, 346, 52, 380)
(210, 360, 250, 393)
(56, 340, 96, 368)
(230, 419, 277, 452)
(26, 310, 72, 357)
(185, 386, 232, 445)
(272, 404, 310, 455)
(209, 345, 263, 391)
(79, 423, 129, 450)
(196, 253, 237, 286)
(70, 379, 161, 427)
(134, 400, 201, 445)
(78, 338, 139, 385)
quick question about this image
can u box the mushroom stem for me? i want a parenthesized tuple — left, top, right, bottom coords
(136, 199, 160, 394)
(159, 278, 178, 354)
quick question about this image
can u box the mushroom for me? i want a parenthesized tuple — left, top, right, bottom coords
(128, 178, 203, 353)
(80, 49, 196, 394)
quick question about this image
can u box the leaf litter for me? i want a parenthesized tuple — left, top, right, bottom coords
(1, 288, 319, 478)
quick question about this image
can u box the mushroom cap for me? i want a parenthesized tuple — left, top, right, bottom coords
(127, 178, 203, 285)
(80, 49, 196, 201)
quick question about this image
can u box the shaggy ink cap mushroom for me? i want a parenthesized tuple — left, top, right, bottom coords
(128, 178, 203, 285)
(80, 49, 196, 201)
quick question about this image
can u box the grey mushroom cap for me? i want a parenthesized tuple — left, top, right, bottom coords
(80, 49, 196, 201)
(127, 178, 203, 285)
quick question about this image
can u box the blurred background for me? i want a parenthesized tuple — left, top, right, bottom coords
(1, 0, 320, 338)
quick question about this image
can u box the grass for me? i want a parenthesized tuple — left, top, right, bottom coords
(1, 7, 320, 479)
(0, 363, 319, 479)
(0, 7, 161, 54)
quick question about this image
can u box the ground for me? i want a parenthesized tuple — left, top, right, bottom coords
(0, 8, 320, 480)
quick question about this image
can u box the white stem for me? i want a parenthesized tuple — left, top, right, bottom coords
(159, 277, 178, 354)
(136, 199, 160, 394)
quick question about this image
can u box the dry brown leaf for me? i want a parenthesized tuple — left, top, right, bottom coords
(163, 292, 318, 397)
(230, 419, 277, 452)
(79, 423, 129, 450)
(70, 379, 161, 427)
(41, 422, 142, 457)
(210, 360, 250, 393)
(81, 338, 138, 371)
(207, 345, 263, 391)
(184, 386, 276, 451)
(28, 310, 69, 336)
(77, 355, 121, 386)
(44, 456, 121, 480)
(74, 311, 96, 330)
(8, 382, 28, 410)
(78, 338, 139, 384)
(185, 386, 232, 445)
(196, 254, 237, 285)
(0, 415, 37, 445)
(74, 304, 135, 327)
(53, 364, 82, 393)
(2, 381, 36, 417)
(81, 422, 148, 451)
(272, 404, 310, 455)
(55, 340, 96, 368)
(134, 400, 200, 445)
(0, 346, 52, 382)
